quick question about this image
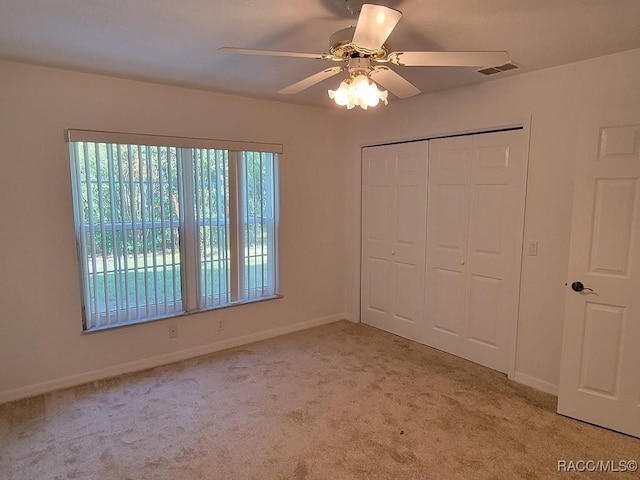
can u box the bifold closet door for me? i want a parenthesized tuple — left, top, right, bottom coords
(425, 130, 526, 373)
(361, 142, 428, 342)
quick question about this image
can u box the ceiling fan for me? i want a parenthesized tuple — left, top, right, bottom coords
(220, 4, 510, 109)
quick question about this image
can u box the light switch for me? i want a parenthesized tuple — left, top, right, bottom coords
(528, 241, 538, 256)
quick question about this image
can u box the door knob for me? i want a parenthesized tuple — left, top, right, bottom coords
(571, 281, 593, 293)
(460, 260, 465, 265)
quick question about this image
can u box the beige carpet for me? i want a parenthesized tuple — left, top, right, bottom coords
(1, 321, 638, 479)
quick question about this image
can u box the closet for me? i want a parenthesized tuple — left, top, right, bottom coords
(361, 129, 527, 373)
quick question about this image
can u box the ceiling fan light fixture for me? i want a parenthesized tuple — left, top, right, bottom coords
(328, 74, 388, 110)
(222, 4, 509, 104)
(328, 79, 351, 107)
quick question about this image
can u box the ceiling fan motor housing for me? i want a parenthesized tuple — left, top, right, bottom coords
(347, 57, 372, 76)
(329, 27, 389, 60)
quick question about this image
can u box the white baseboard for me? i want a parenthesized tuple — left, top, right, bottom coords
(342, 312, 357, 322)
(0, 313, 347, 405)
(512, 371, 559, 396)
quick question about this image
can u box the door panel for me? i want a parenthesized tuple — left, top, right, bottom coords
(558, 106, 640, 437)
(432, 267, 464, 335)
(468, 273, 501, 347)
(589, 178, 637, 276)
(579, 302, 625, 397)
(394, 263, 419, 322)
(396, 185, 421, 244)
(361, 142, 428, 342)
(471, 184, 505, 255)
(436, 184, 468, 249)
(425, 130, 526, 373)
(425, 137, 472, 354)
(363, 154, 392, 327)
(368, 186, 389, 242)
(366, 257, 389, 314)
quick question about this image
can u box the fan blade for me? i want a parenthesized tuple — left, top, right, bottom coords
(371, 67, 420, 99)
(352, 4, 402, 52)
(389, 51, 510, 67)
(278, 66, 346, 95)
(219, 47, 331, 60)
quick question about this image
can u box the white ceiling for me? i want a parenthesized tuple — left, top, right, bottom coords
(1, 1, 639, 108)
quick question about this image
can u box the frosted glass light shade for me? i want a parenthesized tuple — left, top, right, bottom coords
(328, 75, 388, 110)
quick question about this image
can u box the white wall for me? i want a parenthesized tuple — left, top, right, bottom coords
(344, 48, 640, 393)
(0, 60, 351, 402)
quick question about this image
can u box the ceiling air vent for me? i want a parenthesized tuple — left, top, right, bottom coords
(476, 62, 519, 76)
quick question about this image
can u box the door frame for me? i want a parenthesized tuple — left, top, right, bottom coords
(357, 116, 532, 380)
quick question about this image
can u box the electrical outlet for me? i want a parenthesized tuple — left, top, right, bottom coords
(528, 240, 539, 256)
(168, 324, 178, 338)
(217, 320, 225, 331)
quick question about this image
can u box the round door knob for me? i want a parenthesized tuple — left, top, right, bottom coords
(571, 281, 594, 293)
(460, 260, 465, 265)
(391, 251, 396, 255)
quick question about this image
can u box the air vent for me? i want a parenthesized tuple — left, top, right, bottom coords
(476, 62, 519, 76)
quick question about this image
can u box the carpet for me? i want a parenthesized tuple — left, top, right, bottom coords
(1, 320, 638, 479)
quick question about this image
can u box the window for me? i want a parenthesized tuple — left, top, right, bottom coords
(67, 130, 280, 331)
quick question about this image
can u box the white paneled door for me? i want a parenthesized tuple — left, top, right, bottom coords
(558, 106, 640, 438)
(425, 131, 527, 373)
(361, 142, 428, 342)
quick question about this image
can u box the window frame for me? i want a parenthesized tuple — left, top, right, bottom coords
(67, 129, 282, 332)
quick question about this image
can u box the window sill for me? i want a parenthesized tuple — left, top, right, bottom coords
(82, 294, 284, 335)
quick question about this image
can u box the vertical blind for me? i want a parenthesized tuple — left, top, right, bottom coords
(240, 151, 277, 300)
(193, 148, 231, 308)
(68, 130, 280, 331)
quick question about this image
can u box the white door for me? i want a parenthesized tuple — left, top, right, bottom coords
(424, 130, 527, 373)
(361, 142, 428, 342)
(558, 106, 640, 438)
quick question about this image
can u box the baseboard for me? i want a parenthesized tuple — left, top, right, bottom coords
(0, 313, 347, 405)
(512, 371, 559, 396)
